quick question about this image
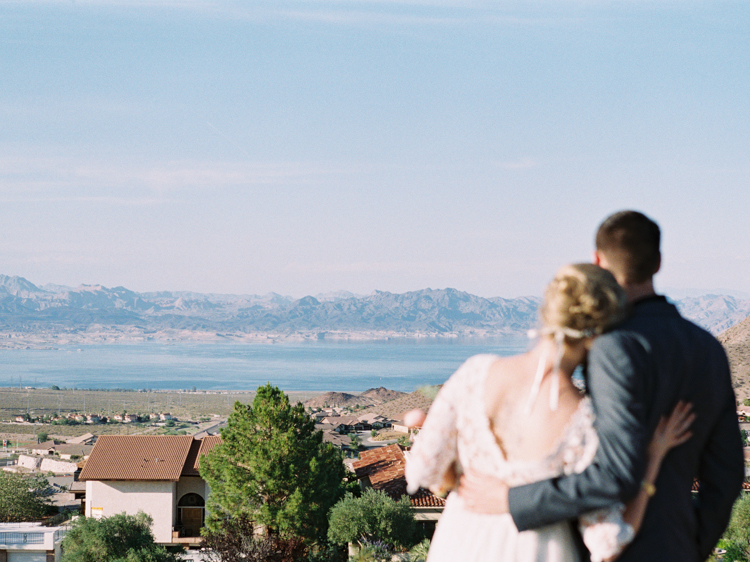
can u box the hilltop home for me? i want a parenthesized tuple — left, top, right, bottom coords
(79, 435, 221, 546)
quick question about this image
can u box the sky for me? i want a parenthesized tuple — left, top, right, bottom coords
(1, 0, 749, 299)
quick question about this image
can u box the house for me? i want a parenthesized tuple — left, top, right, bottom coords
(331, 416, 369, 434)
(0, 522, 68, 562)
(85, 414, 101, 424)
(66, 433, 96, 446)
(357, 413, 391, 429)
(79, 435, 221, 546)
(352, 444, 445, 536)
(28, 441, 93, 461)
(317, 423, 358, 451)
(54, 444, 93, 461)
(31, 441, 57, 456)
(309, 411, 327, 422)
(390, 416, 410, 434)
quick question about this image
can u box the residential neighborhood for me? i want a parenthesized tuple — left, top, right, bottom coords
(0, 393, 430, 561)
(4, 387, 750, 562)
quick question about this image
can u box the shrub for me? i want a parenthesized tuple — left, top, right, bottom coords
(327, 489, 417, 550)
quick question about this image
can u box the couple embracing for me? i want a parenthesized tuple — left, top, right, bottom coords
(405, 211, 744, 562)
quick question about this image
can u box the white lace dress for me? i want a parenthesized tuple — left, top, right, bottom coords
(405, 354, 634, 562)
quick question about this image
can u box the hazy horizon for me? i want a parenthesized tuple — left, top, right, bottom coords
(3, 271, 750, 302)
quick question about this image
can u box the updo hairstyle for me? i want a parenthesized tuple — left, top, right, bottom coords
(540, 263, 627, 344)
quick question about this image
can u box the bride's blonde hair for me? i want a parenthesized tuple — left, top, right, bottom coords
(540, 263, 627, 343)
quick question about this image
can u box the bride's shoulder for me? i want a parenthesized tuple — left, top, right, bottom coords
(441, 354, 501, 390)
(455, 353, 502, 377)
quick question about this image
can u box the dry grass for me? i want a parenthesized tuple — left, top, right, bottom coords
(0, 388, 323, 420)
(371, 430, 405, 441)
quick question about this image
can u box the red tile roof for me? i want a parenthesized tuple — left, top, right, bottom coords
(183, 435, 222, 476)
(79, 435, 220, 482)
(353, 444, 445, 508)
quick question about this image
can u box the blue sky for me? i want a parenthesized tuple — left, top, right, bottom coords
(1, 1, 748, 298)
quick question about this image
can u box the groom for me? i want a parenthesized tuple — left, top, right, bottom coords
(458, 211, 743, 561)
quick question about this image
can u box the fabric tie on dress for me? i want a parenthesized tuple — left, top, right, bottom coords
(525, 326, 596, 414)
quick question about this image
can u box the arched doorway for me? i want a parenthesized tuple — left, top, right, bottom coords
(177, 493, 205, 537)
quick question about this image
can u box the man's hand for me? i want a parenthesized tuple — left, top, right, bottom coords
(458, 469, 511, 514)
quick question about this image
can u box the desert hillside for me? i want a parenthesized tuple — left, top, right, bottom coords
(719, 314, 750, 402)
(361, 386, 442, 420)
(360, 387, 405, 402)
(304, 387, 406, 409)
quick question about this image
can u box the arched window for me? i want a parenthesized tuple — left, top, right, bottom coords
(178, 493, 205, 507)
(177, 493, 205, 537)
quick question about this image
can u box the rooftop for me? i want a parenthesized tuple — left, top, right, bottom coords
(79, 435, 204, 481)
(353, 444, 445, 508)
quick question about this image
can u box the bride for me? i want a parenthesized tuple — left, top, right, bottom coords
(405, 263, 693, 562)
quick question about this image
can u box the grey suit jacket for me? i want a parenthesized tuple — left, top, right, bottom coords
(508, 296, 743, 562)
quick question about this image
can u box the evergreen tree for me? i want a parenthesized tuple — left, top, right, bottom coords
(200, 383, 347, 544)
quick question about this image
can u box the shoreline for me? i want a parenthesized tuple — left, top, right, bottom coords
(0, 328, 527, 350)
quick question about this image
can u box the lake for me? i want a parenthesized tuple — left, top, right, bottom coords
(0, 339, 529, 392)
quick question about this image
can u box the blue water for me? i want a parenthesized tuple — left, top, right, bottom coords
(0, 339, 529, 392)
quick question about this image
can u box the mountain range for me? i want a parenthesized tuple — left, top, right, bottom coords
(1, 274, 749, 348)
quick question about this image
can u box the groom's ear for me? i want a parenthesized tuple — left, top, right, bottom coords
(592, 250, 603, 266)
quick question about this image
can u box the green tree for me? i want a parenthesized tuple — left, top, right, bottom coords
(349, 433, 362, 450)
(396, 435, 411, 448)
(0, 472, 56, 522)
(743, 399, 750, 407)
(61, 512, 178, 562)
(327, 488, 417, 550)
(200, 384, 347, 544)
(36, 431, 49, 443)
(721, 494, 750, 561)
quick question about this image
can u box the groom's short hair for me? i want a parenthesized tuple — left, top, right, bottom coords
(596, 210, 661, 284)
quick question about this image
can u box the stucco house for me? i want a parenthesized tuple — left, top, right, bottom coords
(78, 435, 221, 547)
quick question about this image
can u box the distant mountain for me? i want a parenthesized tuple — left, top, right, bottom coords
(0, 274, 746, 347)
(718, 315, 750, 402)
(673, 295, 750, 335)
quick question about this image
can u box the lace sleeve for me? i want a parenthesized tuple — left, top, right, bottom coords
(579, 505, 635, 562)
(405, 359, 469, 495)
(559, 398, 634, 561)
